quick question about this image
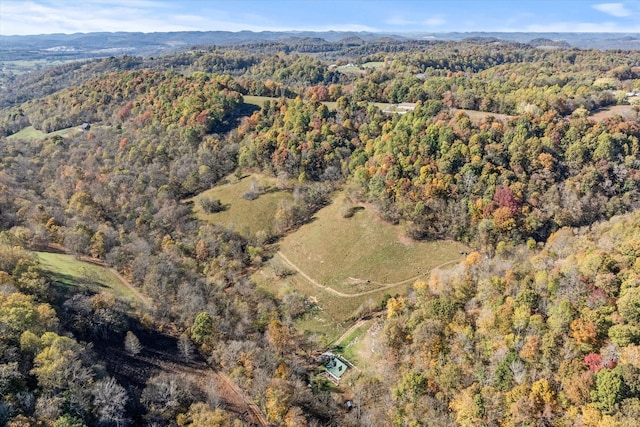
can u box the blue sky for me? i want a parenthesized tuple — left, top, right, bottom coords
(1, 1, 640, 36)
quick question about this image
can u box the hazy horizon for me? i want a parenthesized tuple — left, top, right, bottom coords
(2, 0, 640, 36)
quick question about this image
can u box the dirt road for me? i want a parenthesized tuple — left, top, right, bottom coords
(276, 251, 462, 298)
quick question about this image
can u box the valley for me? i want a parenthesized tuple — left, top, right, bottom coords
(1, 26, 640, 427)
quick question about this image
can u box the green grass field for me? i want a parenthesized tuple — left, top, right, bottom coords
(278, 192, 468, 292)
(335, 64, 362, 74)
(36, 252, 139, 304)
(189, 173, 293, 237)
(452, 108, 515, 122)
(7, 125, 82, 140)
(243, 95, 282, 108)
(333, 320, 369, 356)
(253, 191, 469, 342)
(336, 61, 385, 74)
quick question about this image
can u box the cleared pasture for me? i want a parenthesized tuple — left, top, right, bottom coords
(278, 192, 468, 293)
(189, 173, 293, 237)
(589, 104, 638, 121)
(254, 191, 468, 341)
(6, 125, 82, 140)
(36, 252, 139, 303)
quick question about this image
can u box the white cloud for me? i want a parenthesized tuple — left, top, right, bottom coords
(592, 2, 632, 17)
(521, 21, 640, 32)
(0, 1, 197, 35)
(423, 17, 446, 26)
(0, 0, 376, 35)
(384, 14, 446, 28)
(385, 16, 414, 26)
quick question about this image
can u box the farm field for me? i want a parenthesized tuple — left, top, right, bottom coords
(254, 263, 383, 343)
(189, 173, 293, 237)
(0, 59, 77, 76)
(336, 61, 385, 74)
(243, 95, 282, 108)
(331, 318, 387, 374)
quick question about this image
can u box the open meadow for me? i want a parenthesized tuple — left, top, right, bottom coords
(253, 191, 469, 342)
(6, 125, 82, 140)
(277, 192, 468, 292)
(189, 173, 293, 237)
(35, 251, 145, 307)
(589, 104, 638, 121)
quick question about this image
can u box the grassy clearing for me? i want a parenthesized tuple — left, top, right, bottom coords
(347, 321, 386, 373)
(36, 252, 138, 303)
(452, 108, 515, 122)
(336, 61, 385, 74)
(254, 190, 468, 341)
(189, 173, 293, 237)
(336, 64, 364, 74)
(278, 192, 468, 293)
(254, 263, 395, 343)
(589, 105, 638, 122)
(243, 95, 283, 108)
(333, 321, 369, 360)
(7, 125, 83, 140)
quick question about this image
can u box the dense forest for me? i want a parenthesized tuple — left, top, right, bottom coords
(1, 38, 640, 426)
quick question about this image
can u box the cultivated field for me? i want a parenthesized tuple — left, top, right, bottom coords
(336, 61, 385, 74)
(332, 318, 387, 373)
(1, 59, 75, 75)
(243, 95, 282, 108)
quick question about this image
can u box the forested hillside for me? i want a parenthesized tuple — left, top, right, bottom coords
(1, 39, 640, 426)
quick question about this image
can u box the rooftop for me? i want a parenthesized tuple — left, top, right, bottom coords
(325, 356, 348, 380)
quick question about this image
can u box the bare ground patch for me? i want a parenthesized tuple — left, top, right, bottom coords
(589, 105, 638, 121)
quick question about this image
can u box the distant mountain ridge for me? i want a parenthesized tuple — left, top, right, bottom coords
(1, 30, 639, 61)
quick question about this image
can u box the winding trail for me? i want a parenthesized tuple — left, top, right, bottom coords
(332, 319, 368, 347)
(80, 256, 153, 309)
(276, 251, 462, 298)
(215, 371, 269, 426)
(160, 359, 268, 426)
(44, 244, 267, 425)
